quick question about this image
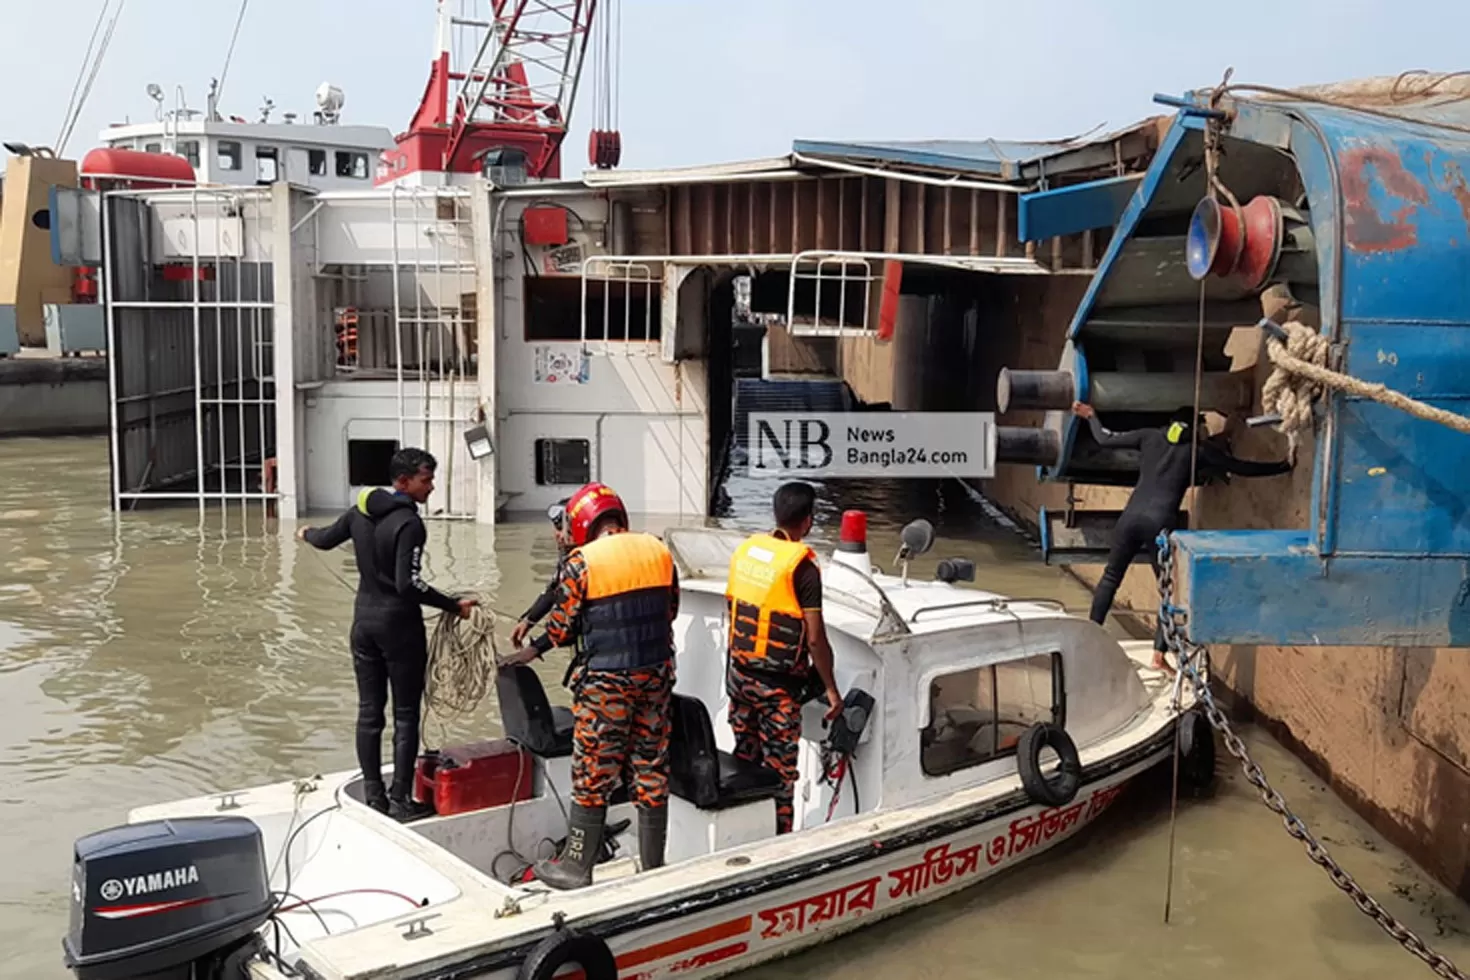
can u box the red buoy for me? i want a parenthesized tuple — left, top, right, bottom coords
(79, 147, 195, 190)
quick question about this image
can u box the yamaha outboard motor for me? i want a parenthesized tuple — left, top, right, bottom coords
(63, 816, 275, 980)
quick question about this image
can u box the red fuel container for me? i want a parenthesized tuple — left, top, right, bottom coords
(424, 740, 534, 817)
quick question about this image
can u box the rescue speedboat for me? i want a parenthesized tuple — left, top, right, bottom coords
(61, 513, 1212, 980)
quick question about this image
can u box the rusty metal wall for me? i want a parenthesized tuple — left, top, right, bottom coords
(662, 174, 1109, 269)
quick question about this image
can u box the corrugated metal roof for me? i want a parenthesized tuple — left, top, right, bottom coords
(791, 138, 1078, 179)
(579, 155, 798, 186)
(792, 122, 1158, 182)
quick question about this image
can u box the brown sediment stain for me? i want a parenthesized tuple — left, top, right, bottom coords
(1215, 672, 1470, 906)
(1340, 145, 1429, 253)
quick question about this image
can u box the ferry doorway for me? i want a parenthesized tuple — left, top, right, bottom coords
(706, 275, 737, 512)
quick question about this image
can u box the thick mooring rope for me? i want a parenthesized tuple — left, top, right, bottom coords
(424, 599, 501, 744)
(1263, 320, 1470, 458)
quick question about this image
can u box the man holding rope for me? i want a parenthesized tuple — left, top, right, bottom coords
(501, 482, 679, 890)
(297, 447, 476, 821)
(509, 497, 573, 650)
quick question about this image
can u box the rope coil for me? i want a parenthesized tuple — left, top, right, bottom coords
(1262, 319, 1470, 459)
(424, 599, 502, 745)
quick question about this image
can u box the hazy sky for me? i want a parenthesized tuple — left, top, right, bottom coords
(4, 0, 1470, 173)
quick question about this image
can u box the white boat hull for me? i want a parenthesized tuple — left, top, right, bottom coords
(237, 718, 1174, 980)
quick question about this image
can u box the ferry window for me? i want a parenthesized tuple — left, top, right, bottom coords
(336, 151, 369, 180)
(176, 141, 201, 168)
(256, 146, 280, 185)
(144, 142, 162, 154)
(218, 141, 242, 171)
(534, 438, 591, 486)
(308, 149, 327, 177)
(523, 277, 661, 342)
(347, 439, 399, 487)
(920, 652, 1065, 778)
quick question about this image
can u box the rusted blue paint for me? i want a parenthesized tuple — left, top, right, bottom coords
(1035, 92, 1470, 645)
(1171, 530, 1470, 647)
(1017, 175, 1142, 243)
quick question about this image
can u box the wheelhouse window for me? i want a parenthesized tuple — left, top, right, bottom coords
(255, 146, 280, 185)
(523, 276, 661, 342)
(144, 142, 162, 154)
(308, 149, 327, 177)
(336, 151, 369, 180)
(347, 439, 398, 486)
(920, 652, 1065, 778)
(534, 438, 591, 486)
(217, 141, 242, 171)
(176, 140, 201, 168)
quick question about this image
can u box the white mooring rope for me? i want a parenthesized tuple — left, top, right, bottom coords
(424, 599, 502, 745)
(1262, 319, 1470, 459)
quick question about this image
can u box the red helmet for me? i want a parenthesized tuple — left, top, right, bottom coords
(564, 482, 627, 546)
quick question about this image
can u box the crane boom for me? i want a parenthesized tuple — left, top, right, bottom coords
(378, 0, 602, 185)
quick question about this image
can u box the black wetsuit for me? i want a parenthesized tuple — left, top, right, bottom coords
(1084, 415, 1291, 647)
(304, 489, 460, 798)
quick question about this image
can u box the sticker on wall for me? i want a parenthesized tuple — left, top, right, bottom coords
(534, 345, 590, 385)
(544, 242, 584, 275)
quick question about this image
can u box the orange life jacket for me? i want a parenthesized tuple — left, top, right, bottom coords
(576, 530, 677, 671)
(725, 532, 816, 675)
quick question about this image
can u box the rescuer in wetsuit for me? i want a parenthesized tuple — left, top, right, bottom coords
(725, 481, 843, 834)
(296, 448, 476, 821)
(509, 497, 572, 649)
(500, 482, 679, 889)
(1072, 401, 1292, 670)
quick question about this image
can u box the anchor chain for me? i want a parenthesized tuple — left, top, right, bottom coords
(1153, 531, 1468, 980)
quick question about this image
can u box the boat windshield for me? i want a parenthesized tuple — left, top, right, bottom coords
(664, 527, 747, 581)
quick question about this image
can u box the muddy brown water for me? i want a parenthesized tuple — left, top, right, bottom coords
(3, 437, 1468, 979)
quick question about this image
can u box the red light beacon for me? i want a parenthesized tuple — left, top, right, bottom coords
(834, 510, 870, 572)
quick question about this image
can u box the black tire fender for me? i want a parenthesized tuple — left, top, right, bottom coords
(517, 927, 618, 980)
(1178, 708, 1217, 791)
(1017, 722, 1082, 807)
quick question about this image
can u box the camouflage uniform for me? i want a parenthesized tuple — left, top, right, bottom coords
(725, 529, 825, 835)
(727, 669, 804, 832)
(531, 532, 679, 889)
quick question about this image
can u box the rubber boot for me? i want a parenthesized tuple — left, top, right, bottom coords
(534, 804, 606, 891)
(362, 779, 390, 815)
(389, 794, 435, 823)
(638, 805, 667, 871)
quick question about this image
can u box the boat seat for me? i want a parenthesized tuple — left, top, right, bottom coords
(668, 693, 785, 810)
(495, 665, 574, 759)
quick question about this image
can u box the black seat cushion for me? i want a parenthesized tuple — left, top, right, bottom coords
(497, 665, 573, 758)
(550, 705, 574, 742)
(668, 694, 785, 810)
(497, 670, 632, 803)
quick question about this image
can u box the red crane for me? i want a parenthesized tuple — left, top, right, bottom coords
(378, 0, 620, 185)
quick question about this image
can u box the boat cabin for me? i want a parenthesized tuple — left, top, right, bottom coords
(99, 120, 395, 191)
(93, 83, 394, 191)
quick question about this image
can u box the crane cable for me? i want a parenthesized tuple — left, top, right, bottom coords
(216, 0, 253, 113)
(57, 0, 128, 156)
